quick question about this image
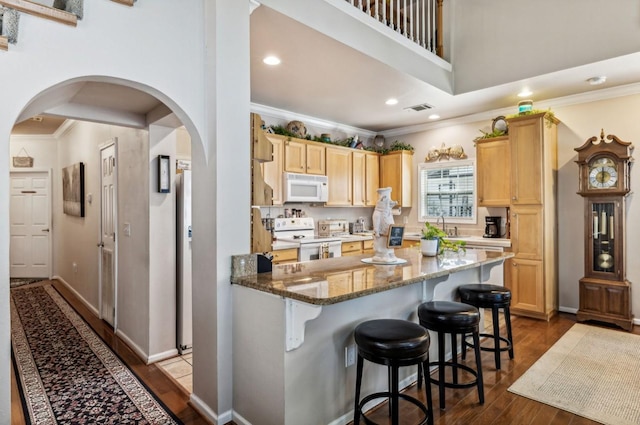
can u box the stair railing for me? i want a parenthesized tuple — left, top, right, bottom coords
(346, 0, 443, 57)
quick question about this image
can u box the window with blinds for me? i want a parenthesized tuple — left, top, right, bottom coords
(418, 159, 476, 223)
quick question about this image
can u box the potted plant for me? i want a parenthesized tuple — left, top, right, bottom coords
(421, 222, 446, 256)
(421, 222, 467, 257)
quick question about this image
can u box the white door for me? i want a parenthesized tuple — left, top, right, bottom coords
(10, 171, 51, 278)
(100, 142, 117, 327)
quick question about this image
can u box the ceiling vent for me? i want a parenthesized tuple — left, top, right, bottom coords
(405, 103, 433, 112)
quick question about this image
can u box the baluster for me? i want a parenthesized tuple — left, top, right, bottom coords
(403, 0, 407, 36)
(358, 0, 363, 10)
(375, 0, 379, 20)
(426, 0, 431, 50)
(389, 0, 393, 28)
(382, 0, 386, 25)
(396, 0, 400, 32)
(366, 0, 371, 15)
(421, 0, 426, 47)
(409, 0, 413, 40)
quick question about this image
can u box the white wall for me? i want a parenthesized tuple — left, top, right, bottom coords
(0, 1, 208, 422)
(449, 0, 640, 94)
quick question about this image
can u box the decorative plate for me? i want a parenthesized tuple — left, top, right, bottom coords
(492, 116, 508, 135)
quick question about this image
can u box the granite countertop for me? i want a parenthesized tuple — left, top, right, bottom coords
(232, 248, 514, 305)
(403, 233, 511, 248)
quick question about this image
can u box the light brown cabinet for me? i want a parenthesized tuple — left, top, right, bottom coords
(476, 136, 510, 207)
(271, 248, 298, 265)
(380, 150, 413, 207)
(284, 139, 326, 175)
(352, 151, 380, 206)
(326, 147, 353, 206)
(342, 240, 365, 256)
(504, 113, 559, 320)
(262, 135, 284, 205)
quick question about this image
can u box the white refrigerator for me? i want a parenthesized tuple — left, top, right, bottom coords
(176, 170, 192, 354)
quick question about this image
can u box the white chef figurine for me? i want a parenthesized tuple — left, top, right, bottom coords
(371, 187, 398, 263)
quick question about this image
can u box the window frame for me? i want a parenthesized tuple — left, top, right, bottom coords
(418, 159, 477, 224)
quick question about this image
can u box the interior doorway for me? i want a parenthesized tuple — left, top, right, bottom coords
(9, 170, 52, 279)
(99, 141, 117, 328)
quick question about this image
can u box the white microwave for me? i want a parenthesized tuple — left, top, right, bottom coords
(282, 172, 328, 203)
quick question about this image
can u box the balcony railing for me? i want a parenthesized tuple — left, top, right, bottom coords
(345, 0, 443, 57)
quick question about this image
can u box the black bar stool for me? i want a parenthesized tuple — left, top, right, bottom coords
(458, 284, 514, 370)
(417, 301, 483, 410)
(353, 319, 433, 425)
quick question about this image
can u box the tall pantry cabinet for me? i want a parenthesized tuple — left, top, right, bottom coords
(505, 112, 559, 320)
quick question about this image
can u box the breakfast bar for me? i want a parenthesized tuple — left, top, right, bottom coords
(231, 248, 513, 425)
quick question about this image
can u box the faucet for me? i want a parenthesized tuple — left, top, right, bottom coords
(436, 215, 445, 233)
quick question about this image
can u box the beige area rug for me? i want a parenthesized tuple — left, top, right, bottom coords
(508, 323, 640, 425)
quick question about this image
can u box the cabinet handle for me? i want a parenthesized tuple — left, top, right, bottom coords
(512, 196, 517, 200)
(513, 262, 517, 267)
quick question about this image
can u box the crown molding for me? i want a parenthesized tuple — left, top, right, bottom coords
(53, 119, 78, 138)
(380, 82, 640, 138)
(250, 103, 378, 138)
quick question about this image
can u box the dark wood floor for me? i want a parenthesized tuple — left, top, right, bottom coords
(11, 280, 212, 425)
(11, 280, 639, 425)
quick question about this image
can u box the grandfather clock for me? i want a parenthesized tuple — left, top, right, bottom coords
(575, 130, 634, 331)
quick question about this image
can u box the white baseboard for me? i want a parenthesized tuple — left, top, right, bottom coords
(147, 348, 179, 365)
(115, 328, 150, 363)
(190, 393, 231, 425)
(559, 306, 578, 314)
(53, 275, 100, 317)
(232, 410, 252, 425)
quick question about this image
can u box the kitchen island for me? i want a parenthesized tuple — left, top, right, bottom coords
(231, 248, 513, 425)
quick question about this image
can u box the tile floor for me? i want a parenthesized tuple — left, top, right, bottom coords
(157, 353, 193, 393)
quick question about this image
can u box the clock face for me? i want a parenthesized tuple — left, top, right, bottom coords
(588, 157, 618, 189)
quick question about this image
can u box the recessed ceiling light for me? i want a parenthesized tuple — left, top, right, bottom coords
(517, 89, 532, 97)
(428, 114, 440, 120)
(263, 56, 281, 65)
(587, 76, 607, 85)
(385, 98, 398, 105)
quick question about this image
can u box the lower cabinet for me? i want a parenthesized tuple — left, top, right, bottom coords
(271, 248, 298, 265)
(506, 257, 544, 316)
(362, 239, 374, 254)
(342, 241, 363, 256)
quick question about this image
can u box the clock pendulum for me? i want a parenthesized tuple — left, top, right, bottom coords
(574, 129, 634, 331)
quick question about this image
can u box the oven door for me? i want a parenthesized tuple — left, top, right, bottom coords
(299, 241, 342, 261)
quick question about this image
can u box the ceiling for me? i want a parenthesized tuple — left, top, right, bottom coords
(250, 5, 640, 133)
(13, 5, 640, 136)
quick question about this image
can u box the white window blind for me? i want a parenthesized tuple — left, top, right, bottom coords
(418, 159, 476, 223)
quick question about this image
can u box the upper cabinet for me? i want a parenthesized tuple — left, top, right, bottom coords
(262, 135, 284, 205)
(380, 150, 413, 207)
(284, 139, 326, 175)
(352, 150, 380, 207)
(326, 147, 353, 206)
(476, 136, 511, 207)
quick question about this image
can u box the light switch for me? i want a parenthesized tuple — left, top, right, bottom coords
(124, 223, 131, 237)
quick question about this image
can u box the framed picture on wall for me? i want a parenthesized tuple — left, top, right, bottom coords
(62, 162, 85, 217)
(158, 155, 171, 193)
(387, 225, 405, 248)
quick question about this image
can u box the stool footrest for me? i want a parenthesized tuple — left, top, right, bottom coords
(358, 392, 429, 425)
(428, 362, 479, 389)
(466, 334, 512, 353)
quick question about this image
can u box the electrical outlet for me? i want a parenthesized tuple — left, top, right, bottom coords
(345, 344, 356, 367)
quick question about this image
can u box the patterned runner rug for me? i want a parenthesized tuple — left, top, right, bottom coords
(11, 285, 182, 425)
(508, 323, 640, 425)
(10, 278, 45, 289)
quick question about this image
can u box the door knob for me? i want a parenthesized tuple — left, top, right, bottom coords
(42, 228, 49, 232)
(97, 242, 104, 248)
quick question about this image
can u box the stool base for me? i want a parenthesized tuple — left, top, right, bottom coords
(357, 392, 430, 425)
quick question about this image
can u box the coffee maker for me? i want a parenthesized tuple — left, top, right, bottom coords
(484, 216, 502, 238)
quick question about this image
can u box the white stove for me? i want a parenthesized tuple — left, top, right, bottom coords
(273, 218, 342, 261)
